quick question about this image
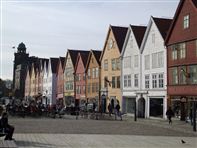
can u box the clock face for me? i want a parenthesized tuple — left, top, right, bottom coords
(109, 39, 114, 49)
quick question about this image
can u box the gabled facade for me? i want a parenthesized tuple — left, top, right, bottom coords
(64, 50, 78, 107)
(48, 58, 59, 105)
(56, 57, 65, 105)
(85, 50, 101, 106)
(121, 25, 146, 115)
(74, 51, 90, 106)
(140, 17, 172, 118)
(42, 59, 50, 105)
(24, 66, 31, 99)
(165, 0, 197, 121)
(100, 25, 128, 112)
(30, 63, 36, 97)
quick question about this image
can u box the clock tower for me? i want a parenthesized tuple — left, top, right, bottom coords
(13, 42, 29, 98)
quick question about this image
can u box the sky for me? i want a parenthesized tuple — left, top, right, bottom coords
(0, 0, 179, 80)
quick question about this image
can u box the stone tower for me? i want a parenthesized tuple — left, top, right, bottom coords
(13, 42, 29, 98)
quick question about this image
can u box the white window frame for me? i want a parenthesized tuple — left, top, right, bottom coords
(183, 15, 189, 29)
(134, 74, 139, 88)
(152, 74, 157, 88)
(145, 75, 150, 89)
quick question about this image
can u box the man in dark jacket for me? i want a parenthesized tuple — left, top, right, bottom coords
(0, 112, 15, 140)
(166, 107, 174, 124)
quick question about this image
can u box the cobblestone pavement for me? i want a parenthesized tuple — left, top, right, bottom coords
(3, 134, 197, 148)
(9, 115, 197, 137)
(5, 115, 196, 147)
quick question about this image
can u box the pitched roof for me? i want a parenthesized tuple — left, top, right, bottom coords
(80, 51, 90, 67)
(92, 50, 102, 65)
(59, 57, 65, 69)
(152, 17, 172, 40)
(111, 26, 128, 52)
(192, 0, 197, 8)
(50, 58, 59, 73)
(165, 0, 197, 45)
(67, 49, 80, 67)
(130, 25, 147, 48)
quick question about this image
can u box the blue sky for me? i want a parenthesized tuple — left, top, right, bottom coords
(0, 0, 179, 80)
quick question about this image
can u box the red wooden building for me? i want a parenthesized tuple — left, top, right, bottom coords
(165, 0, 197, 120)
(56, 57, 65, 105)
(74, 51, 90, 106)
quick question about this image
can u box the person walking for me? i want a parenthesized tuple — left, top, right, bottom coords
(115, 101, 122, 121)
(108, 103, 112, 116)
(166, 107, 174, 124)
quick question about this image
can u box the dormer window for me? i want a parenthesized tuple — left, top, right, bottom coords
(183, 15, 189, 29)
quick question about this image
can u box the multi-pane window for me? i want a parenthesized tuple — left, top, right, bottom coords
(112, 77, 116, 88)
(134, 74, 139, 87)
(172, 43, 186, 60)
(179, 66, 187, 84)
(112, 59, 116, 70)
(172, 67, 178, 85)
(158, 73, 164, 88)
(124, 56, 131, 68)
(88, 69, 91, 79)
(189, 65, 197, 84)
(152, 74, 157, 88)
(124, 75, 127, 87)
(128, 75, 131, 87)
(144, 55, 150, 70)
(116, 58, 120, 70)
(104, 76, 108, 88)
(104, 59, 108, 70)
(183, 15, 189, 29)
(172, 45, 178, 60)
(117, 76, 120, 88)
(179, 43, 186, 59)
(124, 75, 131, 87)
(92, 68, 95, 79)
(134, 55, 139, 68)
(152, 51, 164, 69)
(145, 75, 150, 89)
(95, 68, 99, 78)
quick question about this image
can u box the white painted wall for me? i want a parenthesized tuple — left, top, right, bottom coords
(141, 18, 167, 119)
(121, 27, 141, 98)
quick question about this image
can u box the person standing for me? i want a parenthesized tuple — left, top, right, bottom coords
(108, 103, 112, 116)
(115, 101, 122, 121)
(166, 107, 174, 124)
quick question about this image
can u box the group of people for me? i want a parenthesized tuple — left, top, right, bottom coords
(108, 101, 122, 120)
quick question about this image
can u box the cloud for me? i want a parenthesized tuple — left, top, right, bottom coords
(1, 1, 179, 79)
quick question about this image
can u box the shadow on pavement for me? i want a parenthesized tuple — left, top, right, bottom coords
(15, 140, 59, 148)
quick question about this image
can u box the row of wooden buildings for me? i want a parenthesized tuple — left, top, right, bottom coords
(13, 0, 197, 120)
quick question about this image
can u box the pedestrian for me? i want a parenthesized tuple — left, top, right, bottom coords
(189, 108, 193, 125)
(115, 101, 122, 121)
(0, 112, 15, 140)
(166, 107, 174, 124)
(108, 103, 112, 116)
